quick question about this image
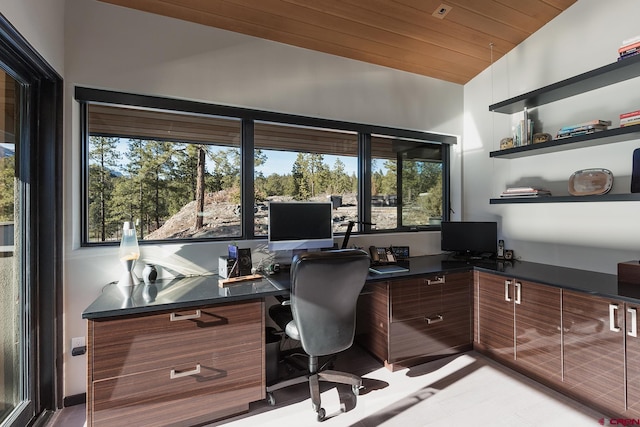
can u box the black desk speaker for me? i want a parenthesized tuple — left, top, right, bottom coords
(633, 148, 640, 193)
(237, 248, 253, 276)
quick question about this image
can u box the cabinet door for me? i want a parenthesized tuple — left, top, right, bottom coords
(563, 290, 625, 414)
(514, 280, 562, 384)
(356, 282, 390, 362)
(626, 302, 640, 417)
(476, 272, 514, 362)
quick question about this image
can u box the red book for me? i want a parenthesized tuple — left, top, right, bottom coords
(619, 40, 640, 53)
(620, 110, 640, 119)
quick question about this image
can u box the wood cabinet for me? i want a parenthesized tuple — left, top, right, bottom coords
(357, 271, 472, 371)
(475, 272, 562, 384)
(562, 290, 625, 415)
(561, 291, 640, 417)
(87, 300, 265, 427)
(625, 300, 640, 417)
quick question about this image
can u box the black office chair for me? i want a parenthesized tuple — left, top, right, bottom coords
(266, 248, 371, 421)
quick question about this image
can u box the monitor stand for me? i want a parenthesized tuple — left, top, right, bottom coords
(450, 252, 493, 262)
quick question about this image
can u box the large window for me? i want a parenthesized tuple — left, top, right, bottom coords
(86, 104, 242, 242)
(78, 88, 454, 245)
(371, 135, 444, 230)
(254, 122, 358, 236)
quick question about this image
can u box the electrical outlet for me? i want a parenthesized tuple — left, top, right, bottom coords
(71, 336, 86, 356)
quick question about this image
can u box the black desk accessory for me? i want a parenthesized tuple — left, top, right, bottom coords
(341, 220, 375, 248)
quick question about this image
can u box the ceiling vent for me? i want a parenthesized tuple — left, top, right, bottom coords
(432, 4, 452, 19)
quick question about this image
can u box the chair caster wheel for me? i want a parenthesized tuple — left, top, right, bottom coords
(316, 407, 326, 422)
(266, 392, 276, 406)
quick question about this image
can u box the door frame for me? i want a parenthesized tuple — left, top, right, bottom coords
(0, 12, 63, 426)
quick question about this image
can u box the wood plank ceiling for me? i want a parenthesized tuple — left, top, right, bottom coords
(98, 0, 576, 85)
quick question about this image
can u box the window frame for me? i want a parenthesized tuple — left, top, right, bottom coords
(76, 87, 455, 246)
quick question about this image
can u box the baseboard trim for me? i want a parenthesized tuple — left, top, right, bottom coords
(63, 393, 85, 407)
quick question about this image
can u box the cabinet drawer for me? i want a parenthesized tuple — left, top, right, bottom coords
(390, 277, 423, 321)
(90, 300, 263, 380)
(391, 275, 446, 322)
(389, 309, 471, 361)
(91, 348, 263, 427)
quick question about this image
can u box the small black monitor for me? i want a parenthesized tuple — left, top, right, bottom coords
(441, 221, 497, 259)
(268, 202, 334, 251)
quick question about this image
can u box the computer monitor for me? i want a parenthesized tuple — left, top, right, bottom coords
(440, 221, 497, 259)
(268, 202, 334, 251)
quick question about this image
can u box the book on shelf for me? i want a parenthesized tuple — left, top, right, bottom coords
(620, 110, 640, 119)
(559, 120, 611, 131)
(558, 124, 608, 134)
(619, 35, 640, 57)
(619, 41, 640, 54)
(621, 115, 640, 123)
(620, 46, 640, 56)
(500, 187, 551, 198)
(556, 127, 605, 139)
(500, 193, 551, 198)
(618, 50, 640, 61)
(514, 114, 533, 146)
(621, 118, 640, 127)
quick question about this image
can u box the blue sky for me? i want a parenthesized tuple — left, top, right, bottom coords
(256, 150, 358, 176)
(101, 139, 363, 177)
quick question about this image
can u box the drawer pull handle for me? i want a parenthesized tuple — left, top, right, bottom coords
(514, 282, 522, 305)
(170, 364, 201, 379)
(425, 314, 443, 324)
(170, 309, 202, 321)
(628, 307, 638, 338)
(609, 304, 621, 332)
(426, 276, 445, 285)
(504, 280, 512, 302)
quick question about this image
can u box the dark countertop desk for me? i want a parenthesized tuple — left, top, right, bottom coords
(83, 254, 639, 320)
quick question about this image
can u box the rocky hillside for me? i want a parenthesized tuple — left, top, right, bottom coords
(144, 191, 380, 240)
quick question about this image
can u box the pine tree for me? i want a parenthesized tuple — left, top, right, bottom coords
(291, 153, 310, 200)
(88, 136, 120, 241)
(195, 145, 206, 229)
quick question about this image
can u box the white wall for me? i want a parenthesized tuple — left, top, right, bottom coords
(62, 0, 464, 397)
(1, 0, 65, 75)
(463, 0, 640, 273)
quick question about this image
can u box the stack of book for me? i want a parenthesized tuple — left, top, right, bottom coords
(556, 119, 611, 139)
(620, 110, 640, 127)
(500, 187, 552, 198)
(514, 118, 533, 146)
(619, 35, 640, 61)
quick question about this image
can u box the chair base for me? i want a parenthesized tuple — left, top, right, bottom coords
(266, 369, 362, 421)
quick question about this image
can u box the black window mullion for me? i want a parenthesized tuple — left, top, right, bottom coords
(242, 119, 255, 239)
(359, 133, 371, 232)
(396, 152, 404, 229)
(443, 145, 452, 221)
(79, 101, 90, 244)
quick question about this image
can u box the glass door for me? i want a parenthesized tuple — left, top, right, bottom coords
(0, 68, 32, 426)
(0, 14, 62, 427)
